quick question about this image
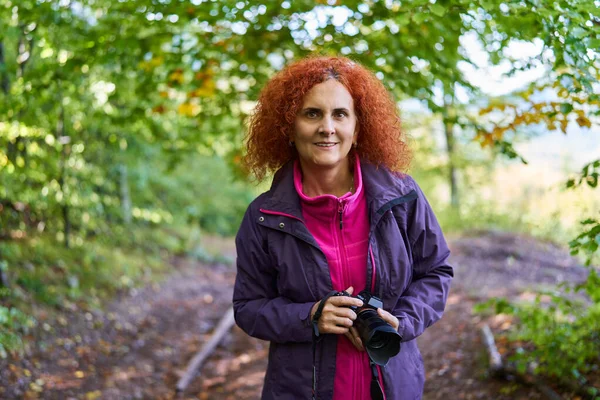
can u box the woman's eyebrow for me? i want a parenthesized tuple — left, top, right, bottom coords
(302, 106, 350, 112)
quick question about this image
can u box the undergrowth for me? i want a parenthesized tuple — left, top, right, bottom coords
(0, 224, 192, 357)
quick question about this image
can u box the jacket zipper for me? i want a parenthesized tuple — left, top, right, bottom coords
(335, 199, 358, 399)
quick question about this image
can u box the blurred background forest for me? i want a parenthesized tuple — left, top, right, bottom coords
(0, 0, 599, 398)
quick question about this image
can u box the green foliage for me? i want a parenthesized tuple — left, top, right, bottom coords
(474, 158, 600, 393)
(567, 160, 600, 190)
(476, 286, 600, 393)
(0, 305, 36, 358)
(0, 223, 189, 354)
(0, 230, 166, 306)
(570, 216, 600, 266)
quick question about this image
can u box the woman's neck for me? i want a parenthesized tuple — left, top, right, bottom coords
(299, 160, 354, 198)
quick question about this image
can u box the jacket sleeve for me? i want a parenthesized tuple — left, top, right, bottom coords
(232, 206, 315, 343)
(393, 179, 454, 342)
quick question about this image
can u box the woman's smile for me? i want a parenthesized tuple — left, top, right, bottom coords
(315, 142, 338, 148)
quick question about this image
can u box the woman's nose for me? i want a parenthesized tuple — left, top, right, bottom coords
(319, 117, 335, 135)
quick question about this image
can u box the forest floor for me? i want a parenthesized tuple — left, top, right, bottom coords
(0, 230, 590, 400)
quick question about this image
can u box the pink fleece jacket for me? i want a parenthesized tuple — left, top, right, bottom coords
(294, 157, 372, 400)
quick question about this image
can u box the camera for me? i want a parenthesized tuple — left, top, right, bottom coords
(337, 290, 401, 366)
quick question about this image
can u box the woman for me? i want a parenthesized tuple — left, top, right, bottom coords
(233, 56, 453, 400)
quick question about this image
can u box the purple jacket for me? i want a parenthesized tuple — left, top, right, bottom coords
(233, 161, 453, 400)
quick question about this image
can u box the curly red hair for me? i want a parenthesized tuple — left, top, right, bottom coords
(243, 56, 412, 181)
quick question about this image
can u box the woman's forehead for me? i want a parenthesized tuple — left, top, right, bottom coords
(301, 79, 354, 109)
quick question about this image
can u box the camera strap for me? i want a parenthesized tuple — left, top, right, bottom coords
(370, 360, 385, 400)
(311, 290, 339, 400)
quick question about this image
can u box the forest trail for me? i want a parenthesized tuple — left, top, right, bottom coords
(0, 231, 588, 400)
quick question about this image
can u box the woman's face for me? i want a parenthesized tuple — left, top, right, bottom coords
(293, 79, 358, 172)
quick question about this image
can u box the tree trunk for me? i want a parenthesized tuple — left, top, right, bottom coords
(443, 116, 459, 209)
(0, 41, 9, 94)
(0, 264, 8, 289)
(119, 164, 132, 224)
(17, 26, 34, 79)
(441, 91, 459, 210)
(57, 101, 70, 248)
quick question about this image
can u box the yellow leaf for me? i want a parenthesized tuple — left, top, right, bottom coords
(177, 103, 199, 117)
(195, 70, 215, 81)
(74, 371, 85, 378)
(149, 56, 164, 68)
(576, 115, 591, 129)
(152, 105, 166, 114)
(482, 134, 494, 147)
(85, 390, 102, 400)
(478, 106, 492, 116)
(491, 126, 505, 140)
(560, 119, 568, 134)
(29, 382, 43, 392)
(168, 69, 185, 84)
(189, 80, 216, 98)
(138, 56, 164, 72)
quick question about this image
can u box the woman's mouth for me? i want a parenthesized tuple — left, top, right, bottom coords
(315, 142, 337, 147)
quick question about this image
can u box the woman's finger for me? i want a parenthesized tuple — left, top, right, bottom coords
(348, 327, 364, 351)
(328, 295, 363, 309)
(331, 307, 357, 320)
(377, 308, 399, 331)
(320, 321, 349, 335)
(344, 331, 360, 350)
(325, 315, 353, 328)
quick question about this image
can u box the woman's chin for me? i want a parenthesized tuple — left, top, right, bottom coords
(303, 155, 350, 169)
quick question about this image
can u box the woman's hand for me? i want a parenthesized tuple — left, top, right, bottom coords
(344, 326, 364, 351)
(311, 286, 363, 335)
(377, 307, 400, 331)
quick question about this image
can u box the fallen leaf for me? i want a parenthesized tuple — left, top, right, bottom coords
(85, 390, 102, 399)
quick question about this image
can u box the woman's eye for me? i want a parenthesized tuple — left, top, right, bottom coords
(335, 111, 347, 118)
(306, 111, 318, 118)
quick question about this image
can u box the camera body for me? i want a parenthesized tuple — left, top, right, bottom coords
(336, 290, 401, 366)
(344, 290, 384, 314)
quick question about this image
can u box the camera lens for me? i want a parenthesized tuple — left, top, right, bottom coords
(369, 332, 386, 349)
(354, 309, 401, 366)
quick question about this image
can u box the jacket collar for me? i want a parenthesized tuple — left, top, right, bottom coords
(293, 156, 364, 223)
(262, 156, 414, 223)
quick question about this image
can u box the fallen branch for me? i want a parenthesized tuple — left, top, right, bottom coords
(176, 306, 235, 393)
(480, 324, 502, 373)
(480, 324, 563, 400)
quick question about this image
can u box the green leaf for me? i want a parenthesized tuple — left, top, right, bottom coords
(586, 173, 598, 188)
(430, 4, 446, 17)
(412, 12, 428, 24)
(589, 39, 600, 49)
(560, 103, 573, 114)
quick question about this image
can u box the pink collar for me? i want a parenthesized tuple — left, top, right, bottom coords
(293, 155, 364, 220)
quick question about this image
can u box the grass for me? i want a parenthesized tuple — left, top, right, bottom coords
(0, 223, 197, 357)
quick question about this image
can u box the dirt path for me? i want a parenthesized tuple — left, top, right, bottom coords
(0, 231, 589, 399)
